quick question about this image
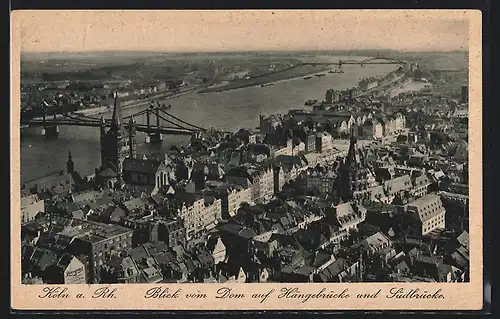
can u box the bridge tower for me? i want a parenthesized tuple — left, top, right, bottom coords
(338, 60, 343, 68)
(145, 106, 163, 143)
(40, 108, 60, 137)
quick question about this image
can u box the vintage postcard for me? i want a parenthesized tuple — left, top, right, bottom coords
(11, 10, 483, 311)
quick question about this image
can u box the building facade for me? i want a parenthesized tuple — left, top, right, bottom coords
(70, 224, 134, 283)
(406, 194, 446, 236)
(63, 256, 87, 284)
(21, 194, 44, 225)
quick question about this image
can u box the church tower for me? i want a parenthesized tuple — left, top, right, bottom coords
(66, 149, 74, 174)
(99, 92, 134, 180)
(336, 130, 359, 201)
(336, 129, 378, 203)
(128, 115, 137, 159)
(99, 115, 106, 169)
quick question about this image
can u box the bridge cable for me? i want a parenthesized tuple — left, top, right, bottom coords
(60, 112, 100, 123)
(155, 112, 194, 131)
(157, 109, 205, 131)
(123, 109, 149, 119)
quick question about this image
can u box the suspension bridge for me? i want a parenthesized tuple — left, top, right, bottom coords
(304, 56, 407, 67)
(20, 100, 206, 142)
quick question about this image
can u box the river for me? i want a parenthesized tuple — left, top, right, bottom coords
(20, 56, 398, 183)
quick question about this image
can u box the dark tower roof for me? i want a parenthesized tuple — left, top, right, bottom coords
(111, 92, 123, 131)
(346, 128, 358, 167)
(67, 149, 75, 174)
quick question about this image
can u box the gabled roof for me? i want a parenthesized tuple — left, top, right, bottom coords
(456, 231, 469, 250)
(101, 206, 126, 222)
(395, 261, 410, 273)
(407, 194, 445, 222)
(217, 223, 257, 239)
(383, 174, 412, 195)
(87, 198, 114, 211)
(123, 158, 164, 175)
(276, 155, 308, 168)
(97, 167, 117, 178)
(33, 249, 60, 271)
(129, 245, 149, 262)
(316, 257, 349, 281)
(123, 197, 149, 212)
(352, 231, 391, 252)
(414, 174, 431, 187)
(71, 191, 100, 204)
(23, 171, 75, 193)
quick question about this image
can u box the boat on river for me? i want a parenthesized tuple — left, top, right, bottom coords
(303, 76, 312, 80)
(315, 73, 326, 77)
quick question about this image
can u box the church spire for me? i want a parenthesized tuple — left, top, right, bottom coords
(67, 149, 74, 174)
(111, 92, 123, 131)
(346, 127, 358, 167)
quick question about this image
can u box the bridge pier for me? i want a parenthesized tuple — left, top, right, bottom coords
(41, 125, 59, 137)
(145, 132, 163, 143)
(144, 108, 164, 143)
(41, 113, 59, 137)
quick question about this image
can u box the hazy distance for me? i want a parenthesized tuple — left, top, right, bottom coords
(16, 10, 470, 54)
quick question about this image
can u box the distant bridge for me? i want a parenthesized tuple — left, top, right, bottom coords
(304, 56, 407, 67)
(21, 103, 206, 138)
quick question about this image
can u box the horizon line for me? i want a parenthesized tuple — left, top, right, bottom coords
(21, 48, 469, 55)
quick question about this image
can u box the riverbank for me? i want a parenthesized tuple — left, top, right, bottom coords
(198, 63, 336, 94)
(389, 79, 430, 97)
(25, 87, 198, 123)
(21, 61, 398, 182)
(73, 87, 198, 117)
(355, 73, 406, 98)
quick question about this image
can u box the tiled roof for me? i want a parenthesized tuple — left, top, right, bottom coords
(363, 232, 391, 251)
(276, 155, 306, 168)
(316, 258, 349, 281)
(217, 223, 257, 239)
(23, 172, 75, 195)
(97, 167, 117, 178)
(414, 174, 431, 187)
(123, 158, 163, 175)
(383, 174, 412, 195)
(333, 202, 357, 219)
(456, 231, 469, 250)
(407, 194, 445, 222)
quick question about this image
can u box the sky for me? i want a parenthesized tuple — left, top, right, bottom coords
(14, 10, 471, 53)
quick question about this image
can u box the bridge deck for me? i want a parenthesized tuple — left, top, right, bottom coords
(21, 120, 197, 135)
(303, 61, 404, 66)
